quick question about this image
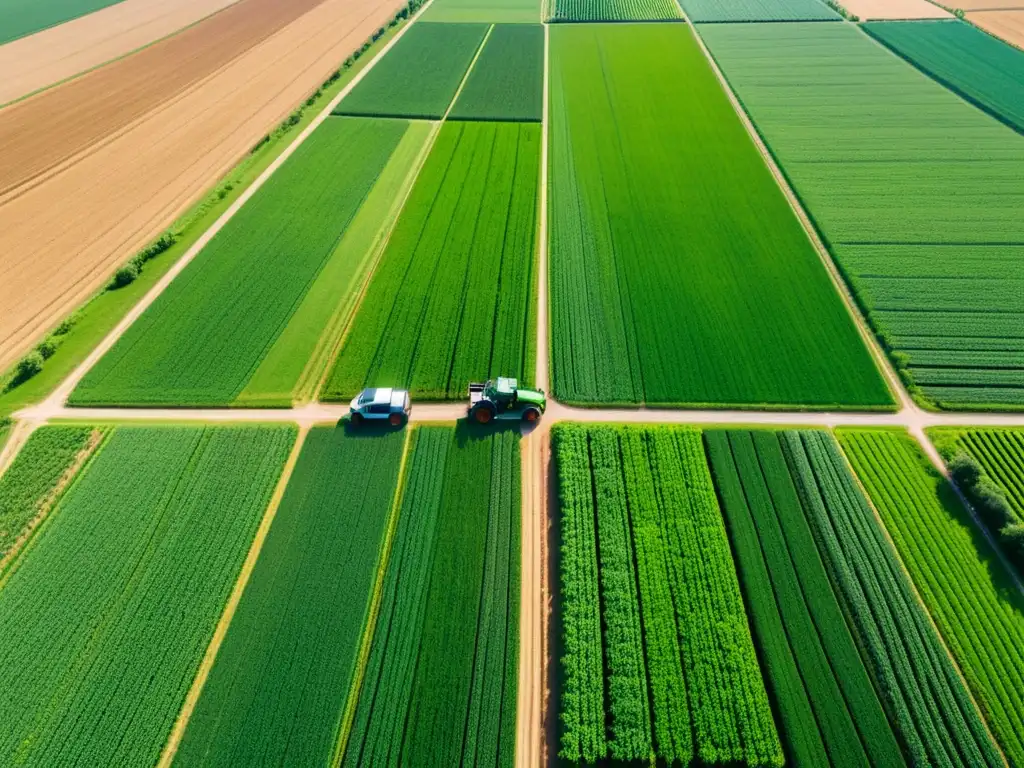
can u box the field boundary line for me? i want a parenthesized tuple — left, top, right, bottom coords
(834, 430, 1011, 763)
(686, 22, 913, 415)
(535, 22, 551, 395)
(156, 425, 309, 768)
(443, 23, 494, 121)
(329, 427, 415, 767)
(36, 0, 439, 415)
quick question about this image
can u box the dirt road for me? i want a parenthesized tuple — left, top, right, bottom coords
(0, 0, 405, 372)
(0, 0, 243, 107)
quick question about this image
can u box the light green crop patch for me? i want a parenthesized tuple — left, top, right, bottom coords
(237, 120, 436, 406)
(421, 0, 542, 23)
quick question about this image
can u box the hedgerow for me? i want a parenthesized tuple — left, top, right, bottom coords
(0, 425, 294, 767)
(554, 423, 781, 765)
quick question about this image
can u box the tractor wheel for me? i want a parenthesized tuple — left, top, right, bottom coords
(389, 412, 405, 427)
(473, 404, 495, 424)
(351, 412, 364, 426)
(522, 407, 540, 423)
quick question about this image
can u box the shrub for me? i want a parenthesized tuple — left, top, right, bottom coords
(8, 352, 44, 389)
(110, 263, 139, 289)
(35, 340, 57, 360)
(950, 452, 981, 487)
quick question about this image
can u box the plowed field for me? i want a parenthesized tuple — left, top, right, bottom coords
(0, 0, 242, 107)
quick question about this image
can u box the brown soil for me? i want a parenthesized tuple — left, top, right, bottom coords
(0, 0, 243, 107)
(0, 0, 332, 196)
(843, 0, 952, 18)
(969, 10, 1024, 49)
(0, 0, 405, 371)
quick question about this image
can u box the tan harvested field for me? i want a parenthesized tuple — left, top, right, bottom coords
(0, 0, 405, 371)
(845, 0, 952, 17)
(0, 0, 334, 196)
(969, 9, 1024, 47)
(951, 0, 1024, 9)
(0, 0, 243, 107)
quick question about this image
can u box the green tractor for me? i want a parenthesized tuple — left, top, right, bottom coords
(468, 377, 546, 424)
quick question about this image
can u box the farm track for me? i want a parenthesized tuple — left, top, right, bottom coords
(0, 0, 405, 372)
(0, 0, 244, 108)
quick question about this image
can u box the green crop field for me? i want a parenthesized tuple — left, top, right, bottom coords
(700, 22, 1024, 410)
(839, 428, 1024, 765)
(71, 118, 415, 407)
(681, 0, 836, 21)
(0, 425, 101, 561)
(0, 424, 293, 767)
(549, 24, 890, 408)
(0, 0, 125, 45)
(421, 0, 541, 22)
(706, 430, 904, 768)
(547, 0, 682, 21)
(174, 426, 405, 766)
(864, 20, 1024, 136)
(324, 121, 538, 402)
(343, 424, 520, 767)
(336, 23, 488, 119)
(449, 24, 543, 122)
(555, 423, 781, 765)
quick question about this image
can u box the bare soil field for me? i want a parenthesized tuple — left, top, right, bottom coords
(845, 0, 951, 18)
(0, 0, 405, 371)
(0, 0, 332, 196)
(969, 9, 1024, 47)
(0, 0, 243, 107)
(950, 0, 1023, 9)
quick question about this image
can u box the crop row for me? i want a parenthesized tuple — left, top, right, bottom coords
(838, 428, 1024, 765)
(554, 423, 781, 766)
(793, 429, 1002, 765)
(547, 0, 681, 22)
(343, 424, 519, 766)
(421, 0, 542, 23)
(336, 22, 489, 120)
(0, 425, 101, 561)
(548, 24, 889, 409)
(706, 429, 903, 767)
(681, 0, 837, 22)
(174, 426, 405, 766)
(325, 121, 538, 402)
(72, 117, 414, 407)
(699, 22, 1024, 410)
(449, 24, 543, 122)
(0, 425, 294, 767)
